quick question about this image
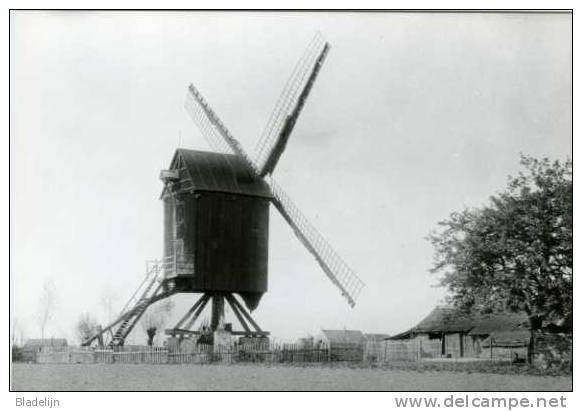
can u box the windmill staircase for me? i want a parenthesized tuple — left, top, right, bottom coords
(82, 260, 174, 347)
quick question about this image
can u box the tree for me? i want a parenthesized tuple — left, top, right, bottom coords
(36, 281, 56, 340)
(76, 312, 99, 344)
(428, 156, 572, 359)
(12, 319, 26, 346)
(141, 299, 174, 346)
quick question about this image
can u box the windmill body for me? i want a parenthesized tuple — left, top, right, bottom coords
(82, 33, 364, 348)
(161, 149, 270, 312)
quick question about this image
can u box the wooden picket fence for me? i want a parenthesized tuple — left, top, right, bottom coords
(91, 342, 363, 365)
(167, 341, 363, 365)
(95, 346, 168, 364)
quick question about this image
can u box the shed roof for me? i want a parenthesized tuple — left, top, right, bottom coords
(482, 328, 531, 347)
(469, 312, 528, 336)
(365, 333, 391, 342)
(162, 149, 272, 199)
(387, 307, 529, 341)
(24, 338, 68, 348)
(414, 307, 474, 333)
(321, 329, 365, 345)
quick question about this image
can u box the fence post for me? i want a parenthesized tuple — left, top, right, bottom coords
(490, 340, 493, 361)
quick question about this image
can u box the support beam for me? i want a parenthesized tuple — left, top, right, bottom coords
(183, 294, 211, 330)
(165, 328, 269, 337)
(226, 294, 263, 332)
(210, 294, 225, 331)
(165, 293, 267, 339)
(173, 294, 207, 329)
(225, 296, 251, 333)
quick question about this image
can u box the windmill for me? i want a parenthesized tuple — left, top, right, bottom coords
(82, 33, 364, 347)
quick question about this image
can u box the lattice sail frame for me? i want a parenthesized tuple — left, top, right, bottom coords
(183, 34, 364, 307)
(253, 32, 328, 173)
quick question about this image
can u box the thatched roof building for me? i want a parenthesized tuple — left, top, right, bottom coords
(388, 307, 528, 341)
(385, 307, 531, 359)
(388, 307, 474, 340)
(469, 312, 530, 347)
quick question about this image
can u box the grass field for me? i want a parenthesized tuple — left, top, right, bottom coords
(11, 363, 572, 391)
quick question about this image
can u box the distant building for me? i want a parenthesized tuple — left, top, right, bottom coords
(296, 336, 314, 349)
(317, 329, 365, 361)
(22, 338, 68, 362)
(468, 313, 530, 360)
(386, 307, 529, 361)
(364, 333, 391, 363)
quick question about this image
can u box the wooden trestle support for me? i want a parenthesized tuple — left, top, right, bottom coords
(165, 292, 269, 338)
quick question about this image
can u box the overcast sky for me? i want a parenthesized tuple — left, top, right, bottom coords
(10, 11, 571, 344)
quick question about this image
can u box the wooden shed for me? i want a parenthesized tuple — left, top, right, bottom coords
(387, 307, 474, 359)
(22, 338, 68, 363)
(468, 312, 529, 359)
(386, 307, 530, 361)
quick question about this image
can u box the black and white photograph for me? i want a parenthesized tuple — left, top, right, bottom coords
(8, 9, 573, 394)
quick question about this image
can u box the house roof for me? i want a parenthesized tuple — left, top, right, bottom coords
(321, 329, 365, 345)
(387, 307, 530, 341)
(162, 149, 273, 199)
(468, 312, 528, 335)
(24, 338, 68, 348)
(482, 328, 531, 347)
(365, 333, 391, 342)
(414, 306, 474, 333)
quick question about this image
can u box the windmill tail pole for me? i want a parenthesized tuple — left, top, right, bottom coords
(81, 263, 169, 347)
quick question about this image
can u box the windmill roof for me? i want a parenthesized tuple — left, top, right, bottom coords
(164, 149, 272, 199)
(321, 329, 366, 345)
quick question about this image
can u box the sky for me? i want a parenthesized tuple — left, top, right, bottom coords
(10, 11, 572, 345)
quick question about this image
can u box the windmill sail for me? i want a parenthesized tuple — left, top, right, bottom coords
(184, 86, 235, 156)
(183, 83, 364, 307)
(254, 33, 330, 176)
(186, 84, 260, 176)
(268, 178, 364, 307)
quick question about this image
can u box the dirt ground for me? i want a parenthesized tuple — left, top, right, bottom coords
(11, 363, 572, 391)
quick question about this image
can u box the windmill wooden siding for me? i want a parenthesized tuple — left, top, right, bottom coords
(161, 149, 272, 310)
(193, 192, 269, 293)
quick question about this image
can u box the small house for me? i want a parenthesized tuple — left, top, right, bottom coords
(22, 338, 68, 362)
(317, 329, 365, 361)
(387, 307, 474, 359)
(468, 312, 529, 360)
(386, 307, 530, 361)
